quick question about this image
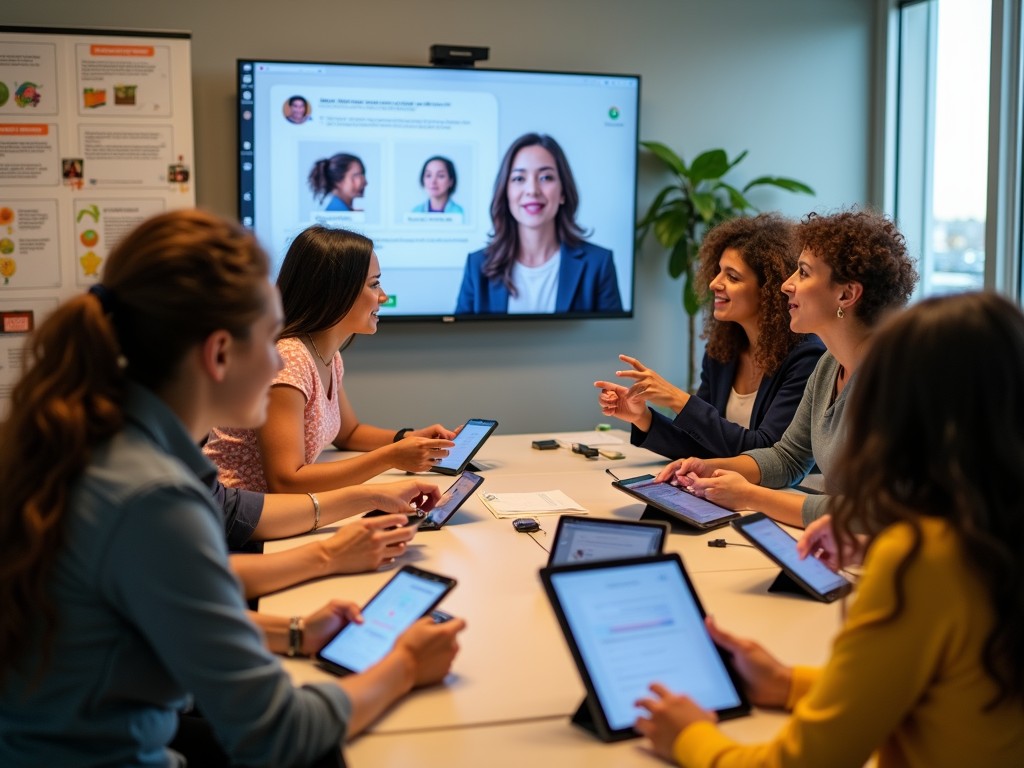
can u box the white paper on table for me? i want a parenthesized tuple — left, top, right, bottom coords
(554, 432, 624, 448)
(479, 490, 588, 518)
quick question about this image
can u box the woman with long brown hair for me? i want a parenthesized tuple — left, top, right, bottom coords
(454, 132, 622, 314)
(635, 291, 1024, 766)
(0, 210, 464, 766)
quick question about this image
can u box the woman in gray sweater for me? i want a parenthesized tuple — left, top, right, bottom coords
(658, 210, 917, 527)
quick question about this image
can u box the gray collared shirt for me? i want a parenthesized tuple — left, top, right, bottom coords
(0, 382, 350, 767)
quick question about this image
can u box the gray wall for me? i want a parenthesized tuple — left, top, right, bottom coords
(7, 0, 875, 432)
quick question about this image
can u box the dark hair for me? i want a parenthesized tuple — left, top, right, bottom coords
(798, 210, 918, 326)
(308, 153, 364, 204)
(287, 95, 308, 110)
(696, 213, 804, 376)
(420, 155, 457, 195)
(830, 291, 1024, 706)
(0, 209, 269, 684)
(278, 225, 374, 344)
(482, 133, 586, 294)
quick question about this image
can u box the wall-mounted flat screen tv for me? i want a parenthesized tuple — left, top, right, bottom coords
(238, 59, 639, 321)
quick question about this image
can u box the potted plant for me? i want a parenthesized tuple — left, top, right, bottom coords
(636, 142, 814, 390)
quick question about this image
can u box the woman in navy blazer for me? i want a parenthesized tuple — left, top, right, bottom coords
(596, 213, 823, 459)
(454, 133, 622, 314)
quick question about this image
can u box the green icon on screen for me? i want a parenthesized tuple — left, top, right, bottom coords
(382, 295, 396, 308)
(608, 106, 620, 120)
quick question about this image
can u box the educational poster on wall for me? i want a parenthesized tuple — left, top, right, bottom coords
(0, 26, 194, 413)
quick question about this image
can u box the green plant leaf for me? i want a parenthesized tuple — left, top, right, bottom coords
(724, 149, 749, 174)
(683, 269, 701, 316)
(641, 141, 688, 176)
(667, 238, 692, 279)
(636, 185, 677, 230)
(690, 190, 718, 222)
(742, 176, 815, 195)
(653, 207, 689, 248)
(688, 149, 729, 184)
(719, 182, 754, 212)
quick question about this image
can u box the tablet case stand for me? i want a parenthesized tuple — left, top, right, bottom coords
(767, 569, 813, 598)
(639, 504, 706, 535)
(570, 698, 634, 742)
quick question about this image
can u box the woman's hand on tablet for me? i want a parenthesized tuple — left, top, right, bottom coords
(392, 615, 466, 689)
(797, 514, 867, 571)
(372, 479, 442, 515)
(684, 469, 754, 510)
(407, 423, 458, 440)
(655, 457, 712, 484)
(706, 617, 792, 709)
(321, 516, 417, 573)
(634, 683, 716, 760)
(303, 600, 363, 656)
(386, 436, 455, 473)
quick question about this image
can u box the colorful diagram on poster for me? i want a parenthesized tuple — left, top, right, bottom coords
(0, 83, 9, 108)
(15, 82, 42, 108)
(0, 256, 15, 285)
(80, 250, 101, 277)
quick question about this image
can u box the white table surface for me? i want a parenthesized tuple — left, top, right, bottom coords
(258, 430, 846, 765)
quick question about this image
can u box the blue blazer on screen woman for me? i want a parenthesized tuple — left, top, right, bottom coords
(454, 240, 623, 314)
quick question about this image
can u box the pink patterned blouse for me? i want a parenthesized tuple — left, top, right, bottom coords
(203, 336, 343, 491)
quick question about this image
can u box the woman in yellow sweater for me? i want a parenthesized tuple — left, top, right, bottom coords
(635, 291, 1024, 767)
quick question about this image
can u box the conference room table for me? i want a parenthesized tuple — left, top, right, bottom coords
(260, 430, 849, 766)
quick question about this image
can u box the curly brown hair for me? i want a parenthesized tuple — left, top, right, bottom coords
(696, 213, 804, 376)
(829, 292, 1024, 706)
(797, 210, 918, 326)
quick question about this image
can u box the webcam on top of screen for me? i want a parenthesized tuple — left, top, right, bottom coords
(429, 44, 490, 68)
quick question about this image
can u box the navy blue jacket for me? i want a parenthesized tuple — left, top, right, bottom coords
(454, 240, 623, 314)
(632, 336, 825, 460)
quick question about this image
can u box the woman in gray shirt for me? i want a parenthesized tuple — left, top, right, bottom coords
(658, 210, 918, 526)
(0, 210, 464, 767)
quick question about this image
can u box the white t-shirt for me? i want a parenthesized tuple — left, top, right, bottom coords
(725, 387, 757, 429)
(507, 253, 561, 314)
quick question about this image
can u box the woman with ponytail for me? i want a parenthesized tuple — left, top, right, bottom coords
(0, 210, 464, 767)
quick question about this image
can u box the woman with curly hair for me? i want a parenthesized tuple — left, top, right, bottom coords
(595, 213, 824, 459)
(660, 209, 918, 526)
(636, 292, 1024, 766)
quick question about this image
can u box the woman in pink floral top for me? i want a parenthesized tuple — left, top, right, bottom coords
(204, 226, 457, 493)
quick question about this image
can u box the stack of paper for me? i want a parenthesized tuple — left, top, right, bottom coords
(479, 490, 588, 518)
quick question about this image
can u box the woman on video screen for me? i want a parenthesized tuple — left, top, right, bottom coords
(454, 133, 622, 314)
(412, 156, 463, 215)
(309, 153, 366, 212)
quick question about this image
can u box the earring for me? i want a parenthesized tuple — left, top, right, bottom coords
(837, 306, 845, 319)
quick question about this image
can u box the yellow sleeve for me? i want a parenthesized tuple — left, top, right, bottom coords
(671, 523, 958, 768)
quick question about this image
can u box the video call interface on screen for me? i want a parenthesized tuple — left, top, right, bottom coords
(238, 60, 639, 320)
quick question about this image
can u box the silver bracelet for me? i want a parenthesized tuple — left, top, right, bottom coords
(307, 492, 320, 532)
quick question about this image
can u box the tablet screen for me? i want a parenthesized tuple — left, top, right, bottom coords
(548, 517, 665, 566)
(432, 418, 498, 474)
(422, 471, 483, 527)
(613, 475, 738, 528)
(734, 514, 851, 597)
(543, 556, 747, 734)
(317, 567, 454, 674)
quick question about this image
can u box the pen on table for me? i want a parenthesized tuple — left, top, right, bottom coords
(604, 468, 621, 482)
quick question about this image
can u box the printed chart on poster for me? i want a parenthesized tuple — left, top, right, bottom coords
(0, 26, 195, 412)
